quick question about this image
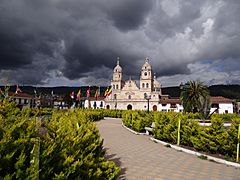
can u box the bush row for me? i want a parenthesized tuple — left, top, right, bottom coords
(122, 110, 240, 160)
(0, 100, 120, 179)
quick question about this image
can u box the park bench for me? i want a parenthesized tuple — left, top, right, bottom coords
(145, 122, 155, 135)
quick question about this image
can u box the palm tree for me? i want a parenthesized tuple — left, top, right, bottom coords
(180, 81, 210, 116)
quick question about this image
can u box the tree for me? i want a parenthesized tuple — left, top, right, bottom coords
(180, 81, 210, 118)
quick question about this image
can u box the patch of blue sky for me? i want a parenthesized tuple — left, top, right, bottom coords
(201, 59, 224, 72)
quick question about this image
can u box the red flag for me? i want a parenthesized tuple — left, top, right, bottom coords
(86, 87, 90, 98)
(70, 91, 74, 99)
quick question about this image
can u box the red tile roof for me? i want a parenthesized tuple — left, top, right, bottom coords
(88, 96, 105, 101)
(210, 96, 234, 103)
(159, 98, 181, 104)
(159, 96, 234, 104)
(8, 92, 34, 98)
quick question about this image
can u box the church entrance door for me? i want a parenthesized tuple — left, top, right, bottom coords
(127, 104, 132, 110)
(153, 105, 157, 111)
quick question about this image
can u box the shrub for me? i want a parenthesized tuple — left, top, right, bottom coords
(0, 101, 120, 179)
(123, 110, 240, 161)
(122, 111, 153, 132)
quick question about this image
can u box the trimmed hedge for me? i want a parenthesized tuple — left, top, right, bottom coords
(0, 100, 120, 179)
(122, 110, 153, 132)
(102, 109, 123, 118)
(122, 110, 240, 161)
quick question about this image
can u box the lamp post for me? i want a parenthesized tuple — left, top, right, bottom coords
(145, 94, 151, 113)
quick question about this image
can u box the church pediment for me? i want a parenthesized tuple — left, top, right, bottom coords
(125, 91, 135, 96)
(122, 80, 139, 91)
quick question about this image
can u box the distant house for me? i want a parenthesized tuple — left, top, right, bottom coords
(84, 97, 105, 109)
(158, 96, 234, 114)
(159, 98, 183, 112)
(9, 92, 36, 108)
(210, 96, 234, 114)
(53, 97, 68, 109)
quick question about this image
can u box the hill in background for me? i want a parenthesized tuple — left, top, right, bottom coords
(1, 85, 240, 101)
(162, 85, 240, 100)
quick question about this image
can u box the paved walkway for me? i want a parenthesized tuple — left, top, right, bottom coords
(96, 118, 240, 180)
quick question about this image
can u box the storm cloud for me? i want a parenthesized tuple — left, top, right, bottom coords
(1, 0, 240, 86)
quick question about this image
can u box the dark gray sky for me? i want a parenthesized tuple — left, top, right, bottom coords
(1, 0, 240, 87)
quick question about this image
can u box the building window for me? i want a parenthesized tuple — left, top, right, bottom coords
(170, 104, 176, 108)
(116, 84, 119, 89)
(128, 95, 131, 99)
(113, 85, 115, 89)
(24, 99, 28, 104)
(18, 98, 21, 104)
(162, 104, 167, 106)
(225, 110, 228, 114)
(144, 72, 147, 76)
(146, 83, 149, 88)
(114, 94, 117, 100)
(100, 101, 103, 108)
(142, 83, 145, 88)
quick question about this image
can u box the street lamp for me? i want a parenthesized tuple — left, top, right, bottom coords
(144, 94, 151, 113)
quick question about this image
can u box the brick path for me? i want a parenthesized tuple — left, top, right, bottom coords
(96, 118, 240, 180)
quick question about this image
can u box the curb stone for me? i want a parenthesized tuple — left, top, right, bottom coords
(121, 123, 146, 135)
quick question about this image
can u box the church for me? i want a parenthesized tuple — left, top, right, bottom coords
(105, 58, 166, 111)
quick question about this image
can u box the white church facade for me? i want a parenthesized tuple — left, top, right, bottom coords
(105, 58, 165, 111)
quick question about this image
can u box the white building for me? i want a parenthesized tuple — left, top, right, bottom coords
(105, 58, 163, 111)
(159, 98, 183, 112)
(84, 97, 105, 109)
(9, 92, 36, 108)
(210, 96, 234, 114)
(104, 58, 235, 113)
(158, 96, 234, 114)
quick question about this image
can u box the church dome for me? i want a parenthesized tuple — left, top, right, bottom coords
(113, 59, 122, 73)
(141, 58, 152, 70)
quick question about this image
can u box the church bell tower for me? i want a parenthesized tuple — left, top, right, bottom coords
(111, 57, 123, 91)
(140, 58, 153, 92)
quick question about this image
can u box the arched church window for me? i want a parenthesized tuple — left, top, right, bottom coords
(114, 94, 117, 99)
(142, 83, 145, 88)
(113, 85, 115, 89)
(146, 83, 149, 88)
(116, 84, 119, 89)
(144, 72, 147, 76)
(128, 95, 131, 99)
